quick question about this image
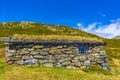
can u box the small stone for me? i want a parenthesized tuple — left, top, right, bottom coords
(50, 47, 57, 50)
(55, 63, 62, 67)
(24, 59, 38, 65)
(40, 51, 49, 56)
(84, 60, 90, 66)
(43, 63, 53, 67)
(61, 61, 70, 66)
(42, 48, 49, 51)
(30, 51, 39, 55)
(99, 50, 106, 55)
(80, 66, 86, 69)
(7, 61, 14, 65)
(96, 60, 104, 63)
(22, 55, 33, 60)
(33, 55, 43, 59)
(8, 50, 16, 54)
(28, 48, 34, 51)
(63, 50, 72, 54)
(39, 60, 49, 64)
(66, 66, 73, 69)
(63, 45, 67, 48)
(56, 46, 63, 49)
(6, 52, 14, 57)
(49, 49, 56, 55)
(16, 60, 24, 65)
(28, 44, 34, 48)
(74, 62, 81, 67)
(59, 59, 66, 63)
(33, 45, 44, 49)
(79, 56, 87, 61)
(20, 50, 30, 55)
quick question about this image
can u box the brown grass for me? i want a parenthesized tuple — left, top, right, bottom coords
(0, 48, 4, 58)
(13, 34, 103, 42)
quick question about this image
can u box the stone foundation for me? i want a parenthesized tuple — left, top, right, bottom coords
(5, 42, 110, 71)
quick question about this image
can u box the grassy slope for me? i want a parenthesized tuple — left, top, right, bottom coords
(112, 35, 120, 39)
(0, 22, 120, 80)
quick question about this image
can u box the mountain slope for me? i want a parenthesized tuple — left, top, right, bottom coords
(0, 22, 102, 38)
(0, 22, 120, 80)
(112, 35, 120, 39)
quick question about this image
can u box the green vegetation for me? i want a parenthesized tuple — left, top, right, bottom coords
(0, 59, 5, 79)
(112, 35, 120, 39)
(0, 22, 120, 80)
(0, 62, 119, 80)
(13, 34, 103, 42)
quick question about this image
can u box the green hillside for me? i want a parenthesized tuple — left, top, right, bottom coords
(112, 35, 120, 39)
(0, 22, 120, 80)
(0, 22, 103, 48)
(0, 22, 102, 37)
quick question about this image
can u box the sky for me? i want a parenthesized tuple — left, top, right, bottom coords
(0, 0, 120, 38)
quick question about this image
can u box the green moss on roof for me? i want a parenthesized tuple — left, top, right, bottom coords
(13, 34, 103, 42)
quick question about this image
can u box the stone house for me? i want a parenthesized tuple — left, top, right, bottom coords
(4, 38, 110, 71)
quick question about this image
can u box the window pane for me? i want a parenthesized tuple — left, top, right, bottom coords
(78, 46, 87, 55)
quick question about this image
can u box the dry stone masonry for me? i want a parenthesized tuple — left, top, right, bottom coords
(5, 40, 110, 71)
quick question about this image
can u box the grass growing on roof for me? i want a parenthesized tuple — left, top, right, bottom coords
(13, 34, 103, 42)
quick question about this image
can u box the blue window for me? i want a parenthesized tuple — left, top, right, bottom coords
(78, 46, 87, 55)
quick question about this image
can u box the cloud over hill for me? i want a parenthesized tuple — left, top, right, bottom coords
(75, 19, 120, 38)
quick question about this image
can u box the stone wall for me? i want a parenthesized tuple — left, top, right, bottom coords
(5, 43, 110, 71)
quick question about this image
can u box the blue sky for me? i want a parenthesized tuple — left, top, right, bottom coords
(0, 0, 120, 38)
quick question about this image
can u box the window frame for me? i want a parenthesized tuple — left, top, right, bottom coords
(78, 46, 87, 55)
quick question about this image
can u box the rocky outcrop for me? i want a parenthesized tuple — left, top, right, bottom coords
(5, 43, 110, 71)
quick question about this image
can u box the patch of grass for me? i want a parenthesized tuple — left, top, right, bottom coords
(0, 48, 5, 58)
(3, 65, 120, 80)
(0, 42, 5, 48)
(13, 34, 103, 42)
(83, 65, 112, 75)
(0, 59, 5, 79)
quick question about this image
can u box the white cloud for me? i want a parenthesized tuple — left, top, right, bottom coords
(75, 19, 120, 38)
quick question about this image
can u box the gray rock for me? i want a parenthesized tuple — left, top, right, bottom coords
(55, 63, 62, 67)
(96, 60, 104, 64)
(54, 55, 61, 60)
(30, 51, 39, 55)
(61, 61, 70, 66)
(40, 51, 49, 56)
(16, 60, 24, 65)
(28, 44, 34, 48)
(39, 60, 49, 64)
(48, 49, 56, 55)
(59, 59, 66, 63)
(6, 52, 14, 57)
(42, 48, 49, 51)
(8, 50, 16, 54)
(33, 55, 43, 59)
(22, 55, 33, 60)
(20, 50, 30, 55)
(63, 50, 72, 54)
(28, 48, 34, 51)
(80, 66, 86, 69)
(7, 61, 14, 65)
(66, 66, 74, 69)
(56, 46, 63, 49)
(24, 59, 38, 65)
(43, 63, 53, 67)
(84, 60, 90, 66)
(79, 56, 87, 61)
(74, 62, 81, 67)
